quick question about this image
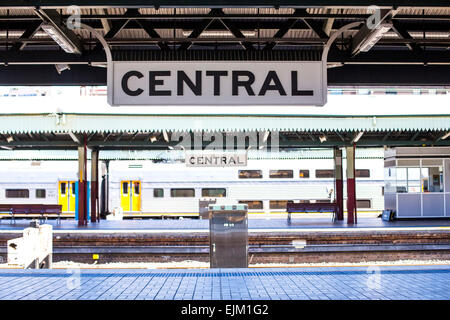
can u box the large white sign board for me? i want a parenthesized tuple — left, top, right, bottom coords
(108, 61, 326, 106)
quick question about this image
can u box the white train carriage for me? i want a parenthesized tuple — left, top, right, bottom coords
(0, 161, 80, 217)
(0, 153, 384, 219)
(108, 157, 385, 217)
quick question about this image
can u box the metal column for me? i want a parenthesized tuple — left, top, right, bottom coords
(346, 145, 357, 224)
(334, 147, 344, 221)
(90, 148, 99, 223)
(77, 136, 88, 226)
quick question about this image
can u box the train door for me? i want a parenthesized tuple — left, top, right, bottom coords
(121, 180, 141, 212)
(58, 181, 76, 213)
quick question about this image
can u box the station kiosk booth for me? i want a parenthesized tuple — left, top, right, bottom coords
(384, 147, 450, 219)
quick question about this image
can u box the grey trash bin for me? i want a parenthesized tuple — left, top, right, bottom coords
(209, 204, 248, 268)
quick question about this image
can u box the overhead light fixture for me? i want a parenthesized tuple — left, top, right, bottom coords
(0, 146, 13, 150)
(353, 132, 364, 143)
(262, 131, 270, 143)
(163, 130, 169, 143)
(168, 146, 174, 150)
(149, 135, 157, 143)
(441, 132, 450, 140)
(258, 145, 265, 150)
(182, 30, 256, 37)
(55, 64, 70, 75)
(41, 23, 78, 54)
(6, 136, 14, 143)
(319, 135, 327, 143)
(359, 22, 393, 52)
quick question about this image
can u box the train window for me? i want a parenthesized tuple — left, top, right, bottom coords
(238, 170, 262, 179)
(238, 200, 263, 210)
(269, 200, 293, 209)
(357, 200, 371, 208)
(356, 169, 370, 178)
(134, 182, 140, 195)
(269, 170, 293, 178)
(153, 188, 164, 198)
(122, 182, 128, 195)
(71, 183, 76, 195)
(299, 170, 310, 178)
(202, 188, 226, 197)
(171, 188, 195, 197)
(6, 189, 29, 198)
(36, 189, 46, 198)
(315, 170, 334, 178)
(60, 183, 66, 195)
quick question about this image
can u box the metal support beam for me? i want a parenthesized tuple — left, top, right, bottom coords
(91, 148, 99, 223)
(9, 20, 42, 51)
(135, 18, 170, 50)
(345, 145, 357, 225)
(334, 147, 344, 221)
(264, 9, 300, 50)
(392, 20, 423, 52)
(77, 135, 88, 226)
(218, 9, 254, 50)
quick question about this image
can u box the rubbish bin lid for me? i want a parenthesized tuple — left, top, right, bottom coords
(208, 204, 248, 211)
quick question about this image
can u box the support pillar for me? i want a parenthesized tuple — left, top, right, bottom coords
(77, 136, 88, 226)
(334, 147, 344, 221)
(346, 144, 357, 224)
(91, 148, 99, 223)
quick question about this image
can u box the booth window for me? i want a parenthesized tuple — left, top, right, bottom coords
(269, 170, 293, 178)
(299, 170, 310, 178)
(396, 167, 421, 193)
(357, 200, 371, 208)
(269, 200, 293, 209)
(35, 189, 46, 198)
(315, 170, 334, 178)
(171, 188, 195, 197)
(238, 170, 262, 179)
(153, 188, 164, 198)
(238, 200, 263, 210)
(6, 189, 29, 198)
(421, 167, 443, 192)
(355, 169, 370, 178)
(202, 188, 226, 197)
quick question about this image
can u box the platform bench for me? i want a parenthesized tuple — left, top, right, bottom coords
(0, 204, 62, 223)
(286, 202, 339, 224)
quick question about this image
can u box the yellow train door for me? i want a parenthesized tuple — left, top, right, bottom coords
(131, 181, 141, 212)
(58, 181, 77, 213)
(121, 181, 131, 212)
(58, 181, 69, 212)
(68, 181, 76, 213)
(121, 180, 141, 212)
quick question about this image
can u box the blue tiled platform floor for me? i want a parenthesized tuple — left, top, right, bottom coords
(0, 265, 449, 300)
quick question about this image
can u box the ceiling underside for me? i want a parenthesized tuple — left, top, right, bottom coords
(0, 4, 448, 85)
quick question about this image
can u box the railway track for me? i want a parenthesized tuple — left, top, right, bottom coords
(1, 228, 450, 264)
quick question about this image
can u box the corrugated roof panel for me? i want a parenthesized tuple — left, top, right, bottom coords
(0, 114, 449, 134)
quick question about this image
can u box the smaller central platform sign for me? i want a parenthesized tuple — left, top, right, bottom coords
(109, 61, 326, 106)
(186, 152, 247, 167)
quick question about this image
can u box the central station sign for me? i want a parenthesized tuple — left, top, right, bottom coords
(108, 61, 326, 106)
(185, 152, 247, 167)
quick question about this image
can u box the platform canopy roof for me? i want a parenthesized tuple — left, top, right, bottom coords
(0, 93, 449, 150)
(0, 1, 449, 85)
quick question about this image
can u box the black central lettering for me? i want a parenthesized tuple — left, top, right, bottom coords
(121, 71, 144, 96)
(177, 71, 202, 96)
(206, 71, 228, 96)
(259, 71, 287, 96)
(232, 71, 255, 96)
(291, 71, 314, 96)
(149, 71, 171, 96)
